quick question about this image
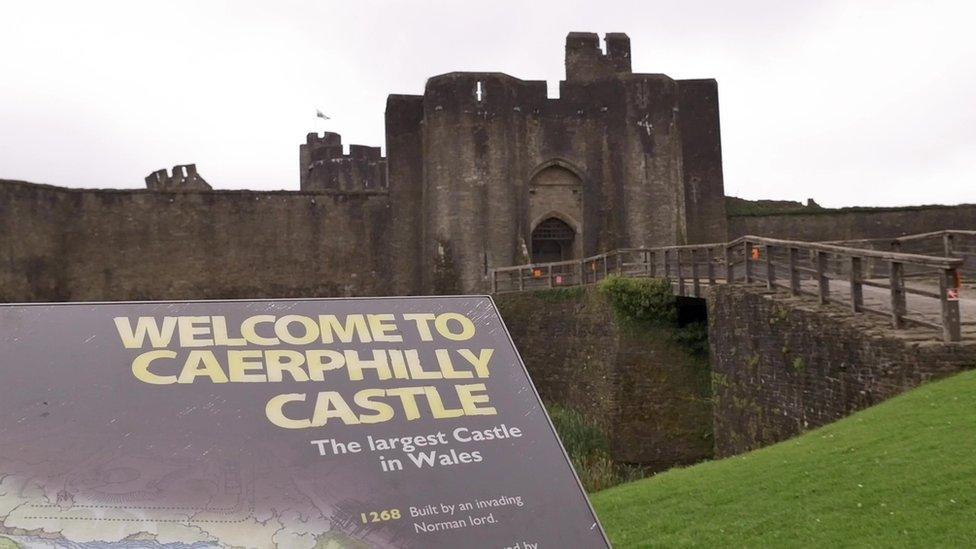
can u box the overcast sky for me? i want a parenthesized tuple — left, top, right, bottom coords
(0, 0, 972, 207)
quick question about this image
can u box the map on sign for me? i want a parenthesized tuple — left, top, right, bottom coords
(0, 297, 609, 549)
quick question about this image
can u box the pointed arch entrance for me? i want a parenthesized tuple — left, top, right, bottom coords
(528, 160, 584, 263)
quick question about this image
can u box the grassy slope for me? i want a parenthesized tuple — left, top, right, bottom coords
(591, 370, 976, 548)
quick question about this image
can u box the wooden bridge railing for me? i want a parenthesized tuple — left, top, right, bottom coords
(490, 234, 967, 342)
(827, 230, 976, 276)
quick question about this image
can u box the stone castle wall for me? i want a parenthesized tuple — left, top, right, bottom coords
(0, 180, 391, 302)
(729, 204, 976, 241)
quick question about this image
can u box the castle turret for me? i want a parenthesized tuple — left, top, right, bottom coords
(300, 132, 388, 191)
(144, 164, 211, 191)
(565, 32, 632, 82)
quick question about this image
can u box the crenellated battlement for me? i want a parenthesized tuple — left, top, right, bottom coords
(565, 32, 631, 82)
(300, 132, 387, 192)
(418, 62, 675, 122)
(145, 164, 212, 191)
(305, 131, 342, 146)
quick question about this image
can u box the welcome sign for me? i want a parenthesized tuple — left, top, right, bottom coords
(0, 297, 609, 549)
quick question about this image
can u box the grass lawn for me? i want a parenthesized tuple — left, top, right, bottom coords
(591, 369, 976, 547)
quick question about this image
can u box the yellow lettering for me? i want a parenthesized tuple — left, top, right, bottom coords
(319, 314, 371, 343)
(227, 350, 267, 382)
(434, 313, 475, 341)
(353, 389, 396, 424)
(456, 383, 496, 416)
(403, 313, 436, 341)
(311, 391, 360, 426)
(241, 315, 279, 345)
(212, 316, 246, 346)
(367, 314, 402, 342)
(274, 315, 319, 345)
(131, 350, 178, 384)
(265, 350, 310, 382)
(306, 350, 345, 381)
(435, 349, 473, 379)
(425, 386, 464, 418)
(265, 393, 312, 429)
(177, 316, 213, 347)
(114, 316, 177, 349)
(385, 386, 426, 420)
(344, 349, 392, 381)
(458, 348, 493, 378)
(177, 350, 229, 384)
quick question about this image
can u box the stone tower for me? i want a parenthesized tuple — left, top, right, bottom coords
(144, 164, 212, 191)
(300, 132, 387, 192)
(382, 31, 726, 294)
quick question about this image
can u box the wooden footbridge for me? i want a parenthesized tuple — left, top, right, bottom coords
(489, 230, 976, 343)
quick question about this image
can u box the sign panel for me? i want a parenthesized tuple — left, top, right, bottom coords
(0, 297, 609, 549)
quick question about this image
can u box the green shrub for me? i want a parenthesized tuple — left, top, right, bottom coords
(548, 404, 646, 492)
(599, 276, 711, 357)
(598, 276, 677, 326)
(531, 286, 586, 303)
(549, 405, 610, 456)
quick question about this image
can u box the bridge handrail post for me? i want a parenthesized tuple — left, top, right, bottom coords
(616, 252, 622, 276)
(816, 251, 829, 304)
(579, 259, 585, 285)
(548, 264, 554, 288)
(676, 249, 686, 296)
(725, 246, 734, 283)
(788, 247, 800, 295)
(940, 266, 962, 342)
(765, 244, 775, 290)
(663, 249, 671, 283)
(518, 267, 525, 292)
(649, 250, 656, 278)
(491, 269, 498, 294)
(707, 247, 716, 285)
(691, 248, 701, 297)
(850, 256, 863, 312)
(889, 261, 906, 328)
(744, 241, 754, 283)
(943, 232, 955, 257)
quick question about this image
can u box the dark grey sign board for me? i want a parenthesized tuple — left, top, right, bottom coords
(0, 296, 609, 548)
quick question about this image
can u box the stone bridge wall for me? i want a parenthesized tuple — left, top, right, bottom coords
(707, 285, 976, 457)
(494, 288, 713, 470)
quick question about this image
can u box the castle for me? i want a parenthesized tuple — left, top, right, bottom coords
(0, 32, 972, 303)
(299, 31, 726, 294)
(1, 30, 975, 486)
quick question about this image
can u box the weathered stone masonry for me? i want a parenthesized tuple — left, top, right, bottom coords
(495, 288, 713, 470)
(385, 32, 727, 294)
(0, 180, 391, 302)
(729, 205, 976, 242)
(707, 285, 976, 457)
